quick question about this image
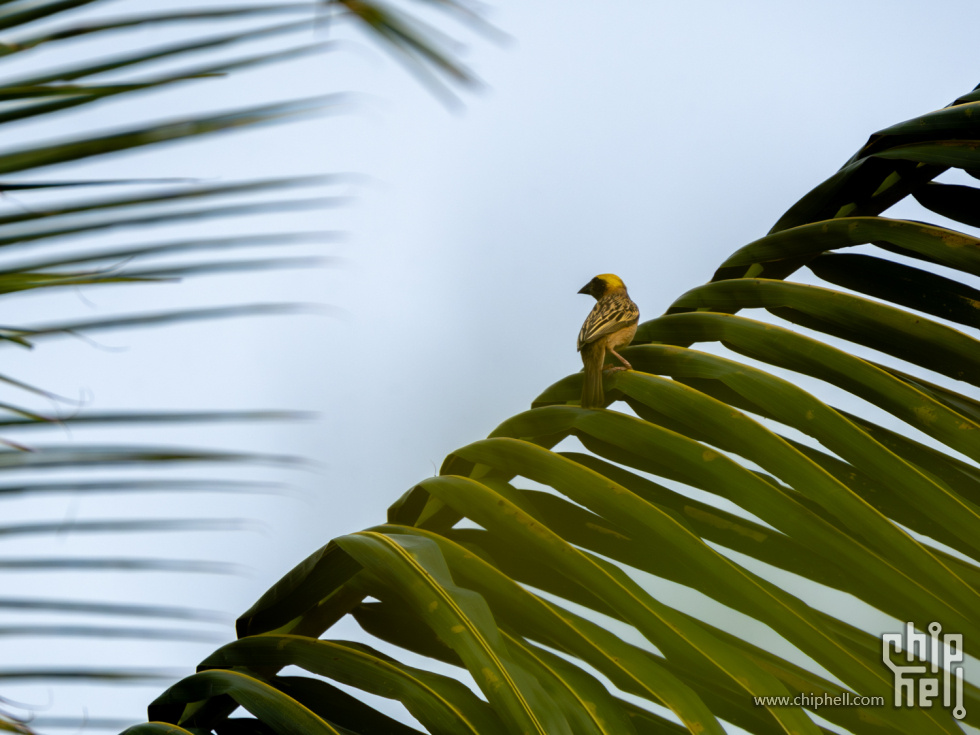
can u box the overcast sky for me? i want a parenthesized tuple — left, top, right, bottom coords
(3, 0, 980, 731)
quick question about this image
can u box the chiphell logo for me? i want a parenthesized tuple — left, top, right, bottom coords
(882, 622, 965, 720)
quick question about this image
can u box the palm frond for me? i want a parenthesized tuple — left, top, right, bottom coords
(0, 0, 490, 729)
(142, 80, 980, 733)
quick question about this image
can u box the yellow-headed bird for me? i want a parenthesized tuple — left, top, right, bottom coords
(577, 274, 639, 408)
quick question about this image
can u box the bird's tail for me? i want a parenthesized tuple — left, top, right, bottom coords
(581, 341, 605, 409)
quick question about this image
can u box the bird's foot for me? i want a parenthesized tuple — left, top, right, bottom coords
(603, 365, 629, 373)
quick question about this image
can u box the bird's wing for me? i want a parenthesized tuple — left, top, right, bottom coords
(578, 296, 639, 349)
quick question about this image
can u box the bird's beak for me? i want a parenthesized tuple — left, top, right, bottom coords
(577, 283, 591, 295)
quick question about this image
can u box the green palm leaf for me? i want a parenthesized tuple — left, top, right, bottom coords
(134, 57, 980, 735)
(0, 0, 489, 731)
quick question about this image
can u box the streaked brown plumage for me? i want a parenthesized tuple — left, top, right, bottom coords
(577, 274, 639, 408)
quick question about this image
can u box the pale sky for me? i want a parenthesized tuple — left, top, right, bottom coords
(2, 0, 979, 730)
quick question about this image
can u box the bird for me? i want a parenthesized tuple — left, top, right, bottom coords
(577, 274, 639, 409)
